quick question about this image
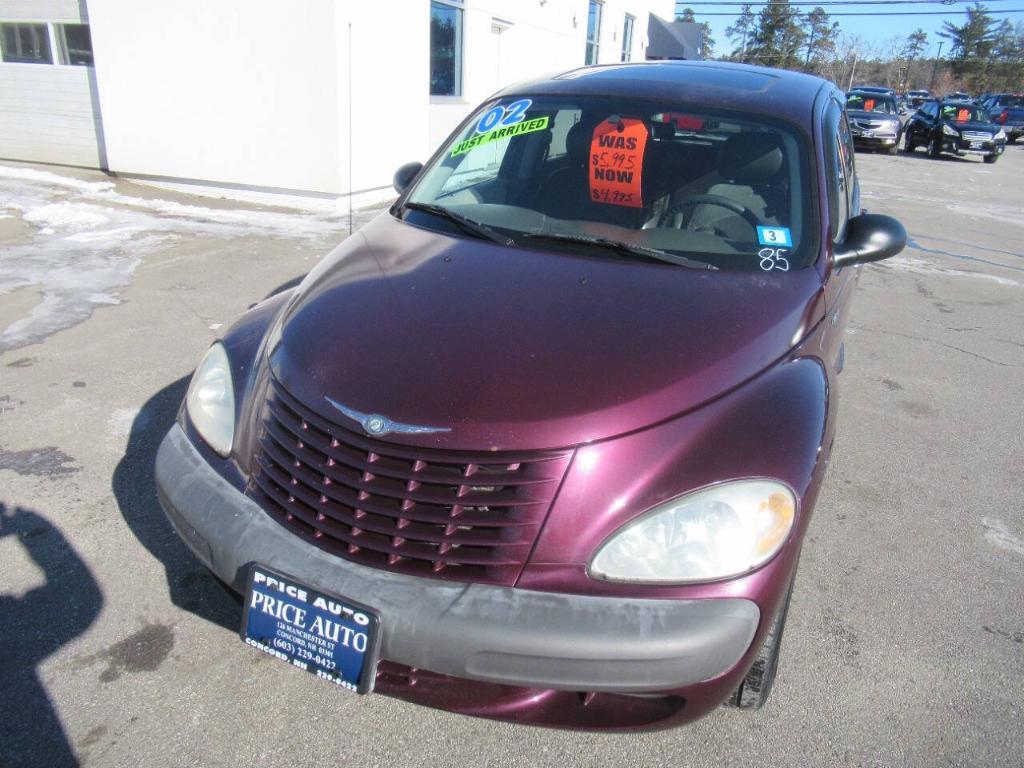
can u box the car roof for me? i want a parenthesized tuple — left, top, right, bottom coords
(848, 89, 896, 99)
(494, 61, 831, 130)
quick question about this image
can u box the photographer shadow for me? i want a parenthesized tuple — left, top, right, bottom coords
(0, 503, 103, 768)
(111, 377, 240, 633)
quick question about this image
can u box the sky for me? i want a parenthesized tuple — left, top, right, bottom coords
(674, 0, 1024, 59)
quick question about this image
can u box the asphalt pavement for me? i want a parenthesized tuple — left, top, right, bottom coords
(0, 145, 1022, 768)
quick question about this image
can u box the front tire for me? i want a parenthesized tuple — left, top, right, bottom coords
(903, 133, 916, 153)
(928, 136, 943, 158)
(984, 153, 999, 164)
(724, 576, 795, 710)
(887, 144, 898, 155)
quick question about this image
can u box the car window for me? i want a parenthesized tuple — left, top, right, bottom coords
(825, 101, 851, 243)
(438, 128, 516, 197)
(939, 104, 988, 122)
(846, 93, 897, 114)
(407, 95, 816, 271)
(546, 108, 582, 159)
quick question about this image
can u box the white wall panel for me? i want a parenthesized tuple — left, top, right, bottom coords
(88, 0, 343, 194)
(0, 0, 84, 22)
(0, 63, 103, 167)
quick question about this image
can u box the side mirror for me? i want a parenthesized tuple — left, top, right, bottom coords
(393, 161, 423, 195)
(833, 213, 906, 268)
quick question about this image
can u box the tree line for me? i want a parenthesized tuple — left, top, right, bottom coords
(676, 2, 1024, 94)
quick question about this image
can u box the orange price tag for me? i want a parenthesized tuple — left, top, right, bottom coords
(589, 118, 647, 209)
(956, 108, 969, 122)
(864, 99, 876, 111)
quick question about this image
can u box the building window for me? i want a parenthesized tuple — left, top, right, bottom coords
(621, 14, 635, 62)
(430, 1, 463, 96)
(0, 23, 53, 64)
(57, 24, 93, 66)
(585, 0, 602, 65)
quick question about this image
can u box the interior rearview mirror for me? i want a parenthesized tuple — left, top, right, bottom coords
(393, 161, 423, 195)
(833, 213, 907, 268)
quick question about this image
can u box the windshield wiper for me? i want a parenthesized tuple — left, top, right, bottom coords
(521, 232, 717, 270)
(402, 202, 516, 246)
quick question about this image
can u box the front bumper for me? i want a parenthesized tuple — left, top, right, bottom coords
(155, 424, 759, 695)
(941, 137, 1004, 157)
(852, 132, 899, 147)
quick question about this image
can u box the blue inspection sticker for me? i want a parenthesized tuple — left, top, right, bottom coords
(757, 226, 793, 247)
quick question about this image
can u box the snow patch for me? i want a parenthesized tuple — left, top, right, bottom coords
(0, 165, 115, 193)
(982, 517, 1024, 558)
(0, 163, 383, 352)
(23, 202, 111, 230)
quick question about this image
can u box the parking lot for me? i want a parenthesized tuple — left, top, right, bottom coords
(1, 144, 1022, 767)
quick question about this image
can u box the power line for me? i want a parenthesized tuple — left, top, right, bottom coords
(681, 0, 1017, 4)
(692, 6, 1024, 12)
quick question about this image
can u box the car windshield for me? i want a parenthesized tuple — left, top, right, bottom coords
(847, 94, 897, 114)
(403, 95, 814, 272)
(940, 104, 988, 122)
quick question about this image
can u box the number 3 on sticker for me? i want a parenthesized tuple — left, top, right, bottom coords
(476, 99, 532, 134)
(757, 226, 792, 247)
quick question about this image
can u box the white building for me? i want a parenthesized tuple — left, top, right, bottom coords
(1, 0, 682, 206)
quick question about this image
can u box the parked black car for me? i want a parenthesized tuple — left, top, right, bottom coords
(905, 89, 932, 110)
(846, 91, 903, 154)
(903, 100, 1007, 163)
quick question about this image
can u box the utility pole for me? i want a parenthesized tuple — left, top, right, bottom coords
(929, 41, 944, 93)
(847, 51, 858, 91)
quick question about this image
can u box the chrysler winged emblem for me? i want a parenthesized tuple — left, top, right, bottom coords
(324, 397, 451, 437)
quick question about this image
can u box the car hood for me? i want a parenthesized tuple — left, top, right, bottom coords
(848, 110, 899, 121)
(268, 213, 825, 450)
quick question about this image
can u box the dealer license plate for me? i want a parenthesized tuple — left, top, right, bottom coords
(241, 566, 379, 693)
(970, 141, 982, 149)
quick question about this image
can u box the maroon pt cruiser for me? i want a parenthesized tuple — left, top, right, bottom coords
(156, 61, 905, 730)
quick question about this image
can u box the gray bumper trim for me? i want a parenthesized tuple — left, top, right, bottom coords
(155, 424, 759, 693)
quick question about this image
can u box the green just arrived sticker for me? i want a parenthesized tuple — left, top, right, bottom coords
(451, 117, 550, 157)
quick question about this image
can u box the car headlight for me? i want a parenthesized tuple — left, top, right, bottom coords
(185, 342, 235, 456)
(942, 123, 960, 137)
(994, 128, 1006, 141)
(589, 479, 796, 584)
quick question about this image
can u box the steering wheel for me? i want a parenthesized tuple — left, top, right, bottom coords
(657, 194, 761, 236)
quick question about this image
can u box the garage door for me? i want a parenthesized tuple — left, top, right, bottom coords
(0, 18, 105, 168)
